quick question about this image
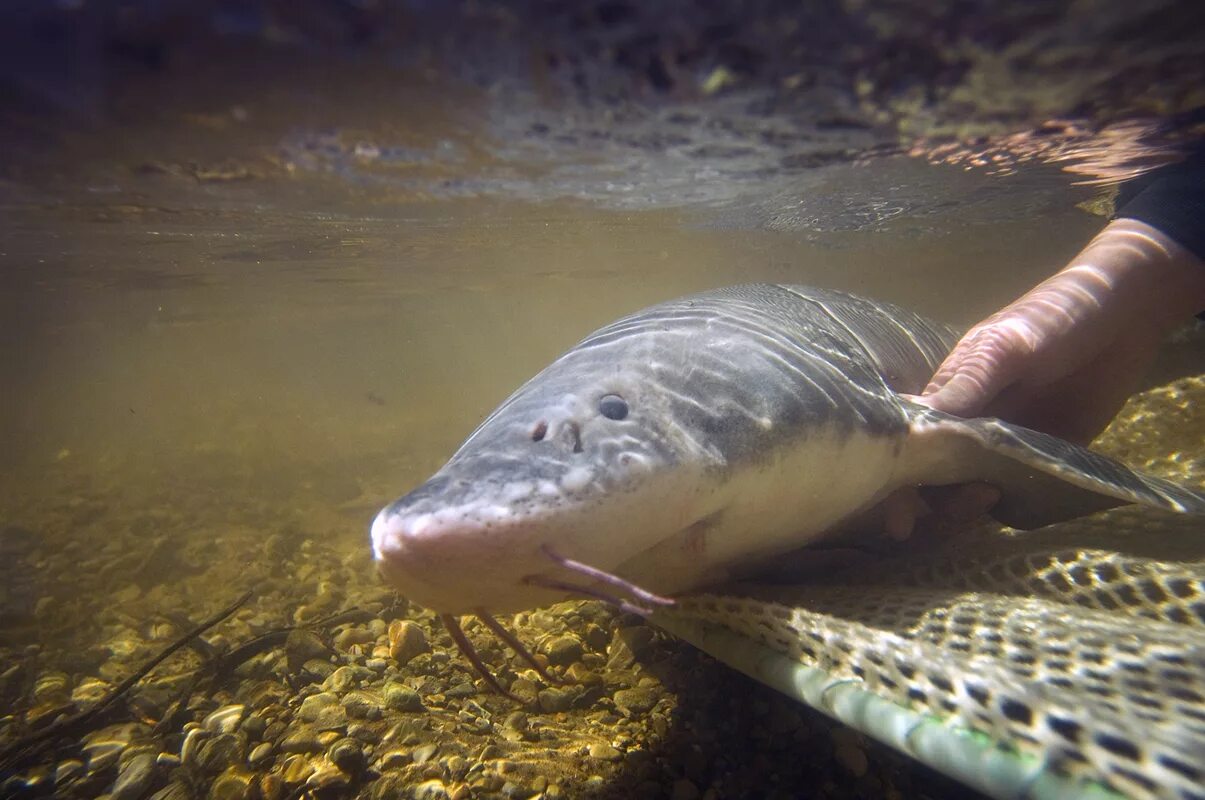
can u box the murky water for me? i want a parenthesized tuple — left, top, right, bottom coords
(2, 2, 1203, 799)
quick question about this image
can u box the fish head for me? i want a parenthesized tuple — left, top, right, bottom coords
(370, 337, 718, 614)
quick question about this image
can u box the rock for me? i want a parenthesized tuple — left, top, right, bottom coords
(608, 626, 655, 669)
(328, 738, 366, 774)
(413, 779, 449, 800)
(613, 688, 658, 716)
(411, 743, 439, 765)
(54, 759, 86, 787)
(582, 624, 609, 652)
(564, 663, 603, 687)
(383, 683, 425, 712)
(111, 752, 157, 800)
(323, 666, 358, 693)
(83, 726, 134, 775)
(537, 687, 575, 713)
(208, 767, 254, 800)
(179, 727, 210, 768)
(347, 721, 382, 744)
(71, 676, 111, 708)
(239, 714, 267, 741)
(306, 766, 350, 791)
(377, 750, 412, 771)
(297, 692, 346, 729)
(540, 636, 583, 667)
(445, 681, 477, 698)
(299, 659, 336, 683)
(148, 781, 192, 800)
(387, 621, 430, 664)
(285, 630, 329, 669)
(278, 729, 324, 755)
(334, 626, 375, 652)
(507, 678, 539, 705)
(203, 705, 246, 735)
(194, 734, 244, 774)
(279, 754, 315, 785)
(501, 711, 531, 743)
(588, 743, 622, 762)
(247, 742, 273, 766)
(33, 671, 71, 704)
(341, 690, 383, 719)
(527, 610, 560, 632)
(500, 780, 534, 798)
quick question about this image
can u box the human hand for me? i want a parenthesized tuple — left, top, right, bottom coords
(890, 218, 1205, 538)
(916, 218, 1205, 444)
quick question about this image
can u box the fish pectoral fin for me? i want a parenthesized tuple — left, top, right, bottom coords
(904, 405, 1205, 530)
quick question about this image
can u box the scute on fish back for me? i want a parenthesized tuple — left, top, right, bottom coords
(371, 284, 1205, 617)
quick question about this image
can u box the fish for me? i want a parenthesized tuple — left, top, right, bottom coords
(369, 284, 1205, 692)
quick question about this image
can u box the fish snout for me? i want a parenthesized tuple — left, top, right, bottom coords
(369, 504, 547, 614)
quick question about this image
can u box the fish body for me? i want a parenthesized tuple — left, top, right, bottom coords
(371, 284, 1205, 615)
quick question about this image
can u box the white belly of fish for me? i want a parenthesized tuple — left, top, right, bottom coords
(612, 426, 906, 594)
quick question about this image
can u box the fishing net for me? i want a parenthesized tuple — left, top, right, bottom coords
(655, 375, 1205, 800)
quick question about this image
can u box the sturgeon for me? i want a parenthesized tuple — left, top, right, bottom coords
(371, 285, 1205, 682)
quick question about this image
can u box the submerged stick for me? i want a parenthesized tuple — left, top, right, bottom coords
(0, 590, 253, 771)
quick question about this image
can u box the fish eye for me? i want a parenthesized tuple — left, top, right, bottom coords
(598, 394, 629, 420)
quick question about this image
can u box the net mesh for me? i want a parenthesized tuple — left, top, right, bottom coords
(660, 375, 1205, 800)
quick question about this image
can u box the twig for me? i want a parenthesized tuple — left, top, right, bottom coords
(0, 590, 252, 772)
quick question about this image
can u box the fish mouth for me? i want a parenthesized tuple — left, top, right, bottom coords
(374, 502, 677, 699)
(438, 548, 676, 702)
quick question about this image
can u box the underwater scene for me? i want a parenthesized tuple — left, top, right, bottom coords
(1, 2, 1204, 799)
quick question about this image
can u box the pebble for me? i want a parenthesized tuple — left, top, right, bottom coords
(148, 781, 192, 800)
(33, 671, 71, 704)
(564, 663, 603, 687)
(383, 682, 425, 712)
(501, 711, 531, 743)
(278, 729, 324, 754)
(341, 689, 383, 719)
(285, 630, 329, 667)
(378, 750, 412, 770)
(613, 687, 659, 715)
(71, 676, 111, 707)
(54, 759, 86, 786)
(537, 686, 575, 713)
(329, 738, 366, 774)
(83, 739, 127, 775)
(279, 754, 315, 784)
(297, 692, 347, 728)
(307, 765, 350, 791)
(413, 779, 450, 800)
(247, 742, 273, 766)
(508, 678, 539, 705)
(239, 713, 267, 740)
(206, 767, 253, 800)
(194, 733, 244, 773)
(323, 665, 359, 693)
(203, 704, 246, 734)
(388, 620, 430, 664)
(110, 752, 157, 800)
(541, 635, 584, 666)
(334, 626, 375, 651)
(300, 659, 336, 682)
(588, 743, 622, 761)
(412, 743, 439, 765)
(445, 681, 477, 698)
(179, 727, 210, 767)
